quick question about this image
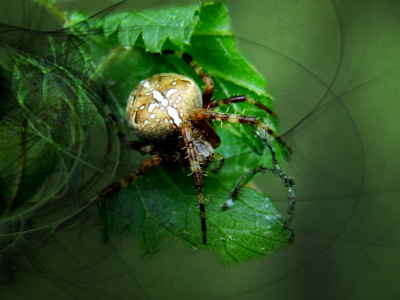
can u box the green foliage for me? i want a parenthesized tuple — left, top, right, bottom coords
(0, 1, 291, 263)
(0, 32, 101, 215)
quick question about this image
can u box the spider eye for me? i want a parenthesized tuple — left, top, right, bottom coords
(126, 73, 202, 140)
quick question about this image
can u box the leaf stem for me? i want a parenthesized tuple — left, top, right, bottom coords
(89, 45, 128, 84)
(35, 0, 68, 24)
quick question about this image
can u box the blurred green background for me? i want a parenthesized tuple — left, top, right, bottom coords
(1, 0, 399, 299)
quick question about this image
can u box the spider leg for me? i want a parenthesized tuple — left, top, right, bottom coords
(180, 120, 208, 245)
(106, 111, 157, 154)
(223, 136, 296, 234)
(89, 155, 163, 204)
(223, 166, 268, 210)
(226, 162, 295, 225)
(181, 53, 214, 103)
(192, 109, 290, 151)
(212, 152, 225, 174)
(162, 50, 215, 103)
(261, 139, 296, 230)
(193, 119, 221, 148)
(192, 109, 295, 229)
(206, 95, 277, 118)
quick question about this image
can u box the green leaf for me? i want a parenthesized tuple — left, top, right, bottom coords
(67, 3, 201, 52)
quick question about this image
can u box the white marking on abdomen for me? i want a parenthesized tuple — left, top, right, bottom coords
(165, 88, 178, 98)
(152, 90, 164, 102)
(148, 102, 159, 112)
(161, 99, 169, 107)
(166, 106, 182, 126)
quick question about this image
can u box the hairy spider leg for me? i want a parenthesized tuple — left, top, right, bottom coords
(212, 152, 225, 174)
(227, 164, 295, 225)
(162, 50, 215, 104)
(180, 120, 208, 245)
(162, 51, 276, 119)
(206, 95, 277, 118)
(262, 140, 296, 230)
(175, 53, 289, 152)
(174, 54, 279, 121)
(190, 119, 224, 173)
(181, 53, 215, 103)
(194, 109, 296, 235)
(226, 167, 266, 210)
(89, 155, 163, 205)
(106, 111, 157, 154)
(192, 109, 289, 151)
(192, 119, 221, 148)
(223, 136, 296, 237)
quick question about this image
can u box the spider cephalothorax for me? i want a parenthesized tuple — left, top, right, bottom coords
(91, 52, 294, 245)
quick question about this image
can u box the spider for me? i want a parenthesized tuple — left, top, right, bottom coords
(90, 51, 295, 245)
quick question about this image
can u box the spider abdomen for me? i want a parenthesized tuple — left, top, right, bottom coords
(126, 73, 202, 140)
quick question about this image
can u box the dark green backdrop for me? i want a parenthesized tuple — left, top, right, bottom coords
(1, 0, 399, 299)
